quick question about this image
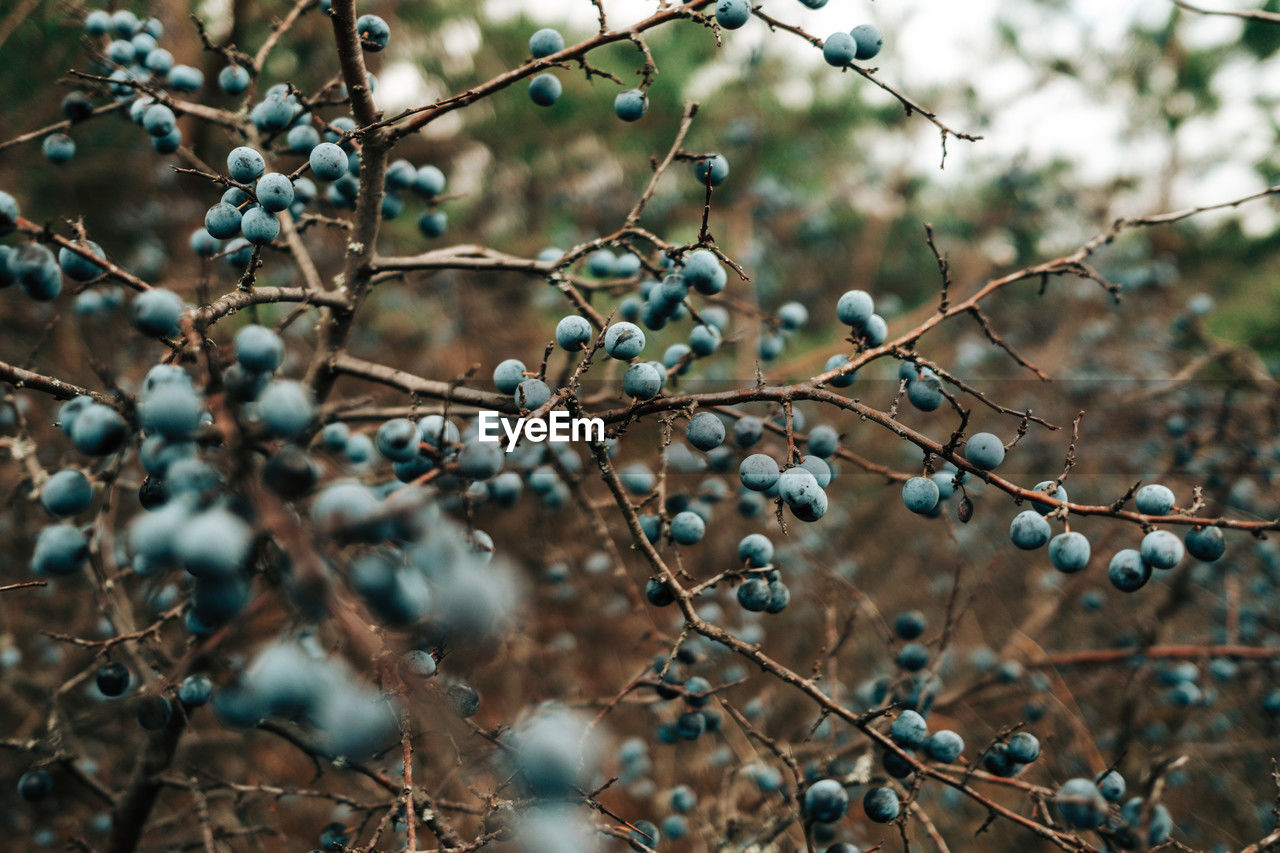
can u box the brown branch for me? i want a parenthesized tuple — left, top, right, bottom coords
(252, 0, 319, 72)
(1173, 0, 1280, 22)
(750, 7, 980, 148)
(17, 217, 152, 292)
(304, 0, 388, 403)
(0, 580, 47, 593)
(0, 102, 124, 153)
(107, 706, 186, 853)
(0, 358, 111, 403)
(382, 2, 717, 141)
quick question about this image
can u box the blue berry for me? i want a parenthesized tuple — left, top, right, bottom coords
(96, 662, 130, 697)
(1009, 510, 1051, 550)
(178, 674, 213, 707)
(106, 38, 136, 64)
(715, 0, 751, 29)
(555, 315, 593, 350)
(218, 64, 250, 94)
(528, 74, 562, 107)
(824, 354, 857, 387)
(287, 124, 320, 153)
(694, 154, 729, 186)
(110, 10, 139, 36)
(493, 359, 527, 393)
(1185, 525, 1225, 562)
(1095, 770, 1126, 802)
(852, 24, 883, 60)
(255, 173, 294, 213)
(141, 49, 175, 83)
(515, 378, 552, 410)
(167, 65, 205, 92)
(12, 243, 63, 301)
(902, 476, 940, 514)
(689, 323, 722, 356)
(614, 88, 647, 121)
(376, 418, 419, 462)
(31, 523, 89, 575)
(529, 27, 564, 57)
(758, 333, 785, 361)
(587, 249, 617, 278)
(356, 14, 390, 51)
(739, 453, 779, 491)
(309, 142, 348, 181)
(800, 454, 833, 488)
(84, 10, 111, 34)
(670, 510, 705, 545)
(1055, 779, 1107, 829)
(58, 241, 106, 281)
(863, 314, 888, 345)
(623, 362, 663, 400)
(604, 322, 645, 360)
(683, 249, 725, 295)
(1135, 483, 1175, 515)
(385, 158, 416, 191)
(737, 533, 773, 567)
(235, 325, 285, 373)
(1108, 549, 1151, 592)
(890, 709, 928, 748)
(41, 469, 93, 517)
(258, 380, 314, 438)
(1141, 529, 1183, 570)
(227, 146, 266, 183)
(778, 466, 827, 521)
(457, 439, 504, 480)
(823, 32, 857, 66)
(42, 133, 76, 164)
(630, 820, 661, 848)
(646, 577, 675, 606)
(687, 412, 725, 451)
(240, 206, 279, 244)
(804, 779, 850, 823)
(415, 165, 446, 197)
(836, 292, 874, 329)
(250, 94, 297, 132)
(1006, 732, 1040, 763)
(907, 372, 944, 412)
(805, 424, 838, 458)
(190, 229, 219, 257)
(863, 787, 900, 823)
(17, 769, 53, 802)
(177, 508, 252, 578)
(1049, 531, 1091, 573)
(897, 642, 929, 671)
(142, 103, 176, 137)
(1030, 480, 1067, 514)
(924, 730, 964, 763)
(0, 190, 19, 235)
(204, 202, 243, 239)
(737, 577, 771, 611)
(964, 432, 1005, 470)
(71, 404, 128, 455)
(417, 211, 447, 238)
(140, 383, 203, 440)
(894, 610, 926, 640)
